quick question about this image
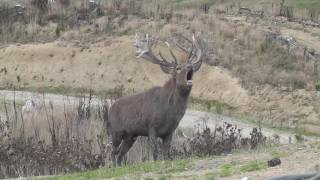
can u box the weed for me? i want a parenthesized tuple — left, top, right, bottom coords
(240, 160, 267, 173)
(205, 172, 216, 180)
(220, 164, 233, 177)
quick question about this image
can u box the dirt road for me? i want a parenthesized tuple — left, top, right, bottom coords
(0, 90, 308, 144)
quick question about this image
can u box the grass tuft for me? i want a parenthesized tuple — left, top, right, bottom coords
(240, 160, 268, 173)
(42, 159, 191, 180)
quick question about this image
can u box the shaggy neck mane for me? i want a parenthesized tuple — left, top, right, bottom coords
(162, 76, 191, 101)
(162, 77, 176, 94)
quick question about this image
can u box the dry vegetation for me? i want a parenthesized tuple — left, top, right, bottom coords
(0, 92, 269, 178)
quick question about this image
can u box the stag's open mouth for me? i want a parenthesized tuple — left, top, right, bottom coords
(186, 69, 193, 86)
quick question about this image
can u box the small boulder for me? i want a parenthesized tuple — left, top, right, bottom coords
(268, 158, 281, 167)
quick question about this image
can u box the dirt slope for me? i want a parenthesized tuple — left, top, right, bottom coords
(1, 34, 320, 134)
(0, 36, 249, 108)
(1, 13, 320, 135)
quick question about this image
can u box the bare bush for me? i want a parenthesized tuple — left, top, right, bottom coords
(187, 122, 242, 156)
(174, 123, 267, 158)
(0, 95, 110, 178)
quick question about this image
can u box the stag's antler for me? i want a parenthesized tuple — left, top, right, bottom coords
(135, 34, 177, 68)
(135, 33, 207, 73)
(174, 33, 207, 71)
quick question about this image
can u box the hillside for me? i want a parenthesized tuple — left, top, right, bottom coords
(1, 11, 320, 134)
(0, 0, 320, 179)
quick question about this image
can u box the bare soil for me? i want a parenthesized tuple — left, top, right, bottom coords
(0, 35, 249, 107)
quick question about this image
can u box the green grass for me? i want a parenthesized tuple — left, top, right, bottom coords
(240, 160, 268, 172)
(207, 160, 267, 178)
(219, 164, 234, 177)
(40, 159, 192, 180)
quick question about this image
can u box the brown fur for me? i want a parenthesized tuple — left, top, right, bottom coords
(105, 64, 195, 166)
(105, 33, 206, 166)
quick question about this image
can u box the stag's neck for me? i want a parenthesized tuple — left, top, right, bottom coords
(162, 77, 191, 105)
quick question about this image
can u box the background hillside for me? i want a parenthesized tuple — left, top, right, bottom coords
(1, 0, 320, 134)
(0, 0, 320, 179)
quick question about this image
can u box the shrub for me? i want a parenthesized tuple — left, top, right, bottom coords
(178, 122, 267, 157)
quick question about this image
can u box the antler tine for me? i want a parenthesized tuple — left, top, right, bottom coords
(188, 33, 207, 65)
(165, 41, 178, 65)
(172, 34, 198, 64)
(159, 51, 170, 64)
(134, 33, 176, 68)
(173, 38, 190, 53)
(187, 43, 195, 63)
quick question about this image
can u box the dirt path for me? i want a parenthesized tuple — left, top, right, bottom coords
(0, 90, 311, 145)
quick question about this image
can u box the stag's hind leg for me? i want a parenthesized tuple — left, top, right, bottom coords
(111, 133, 122, 167)
(116, 136, 136, 166)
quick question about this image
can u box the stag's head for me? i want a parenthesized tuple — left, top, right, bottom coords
(135, 33, 207, 94)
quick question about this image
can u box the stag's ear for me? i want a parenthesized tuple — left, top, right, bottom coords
(192, 59, 203, 72)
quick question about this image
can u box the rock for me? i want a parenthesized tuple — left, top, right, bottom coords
(241, 177, 251, 180)
(268, 158, 281, 167)
(302, 20, 320, 28)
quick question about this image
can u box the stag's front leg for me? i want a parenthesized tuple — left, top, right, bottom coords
(148, 128, 159, 161)
(162, 134, 173, 160)
(116, 136, 136, 166)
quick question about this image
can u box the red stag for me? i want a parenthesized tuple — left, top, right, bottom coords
(105, 33, 207, 166)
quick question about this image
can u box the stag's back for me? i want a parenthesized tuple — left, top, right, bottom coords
(107, 86, 163, 136)
(107, 82, 187, 138)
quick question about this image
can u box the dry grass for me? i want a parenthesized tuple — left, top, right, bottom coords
(0, 91, 269, 179)
(1, 0, 320, 135)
